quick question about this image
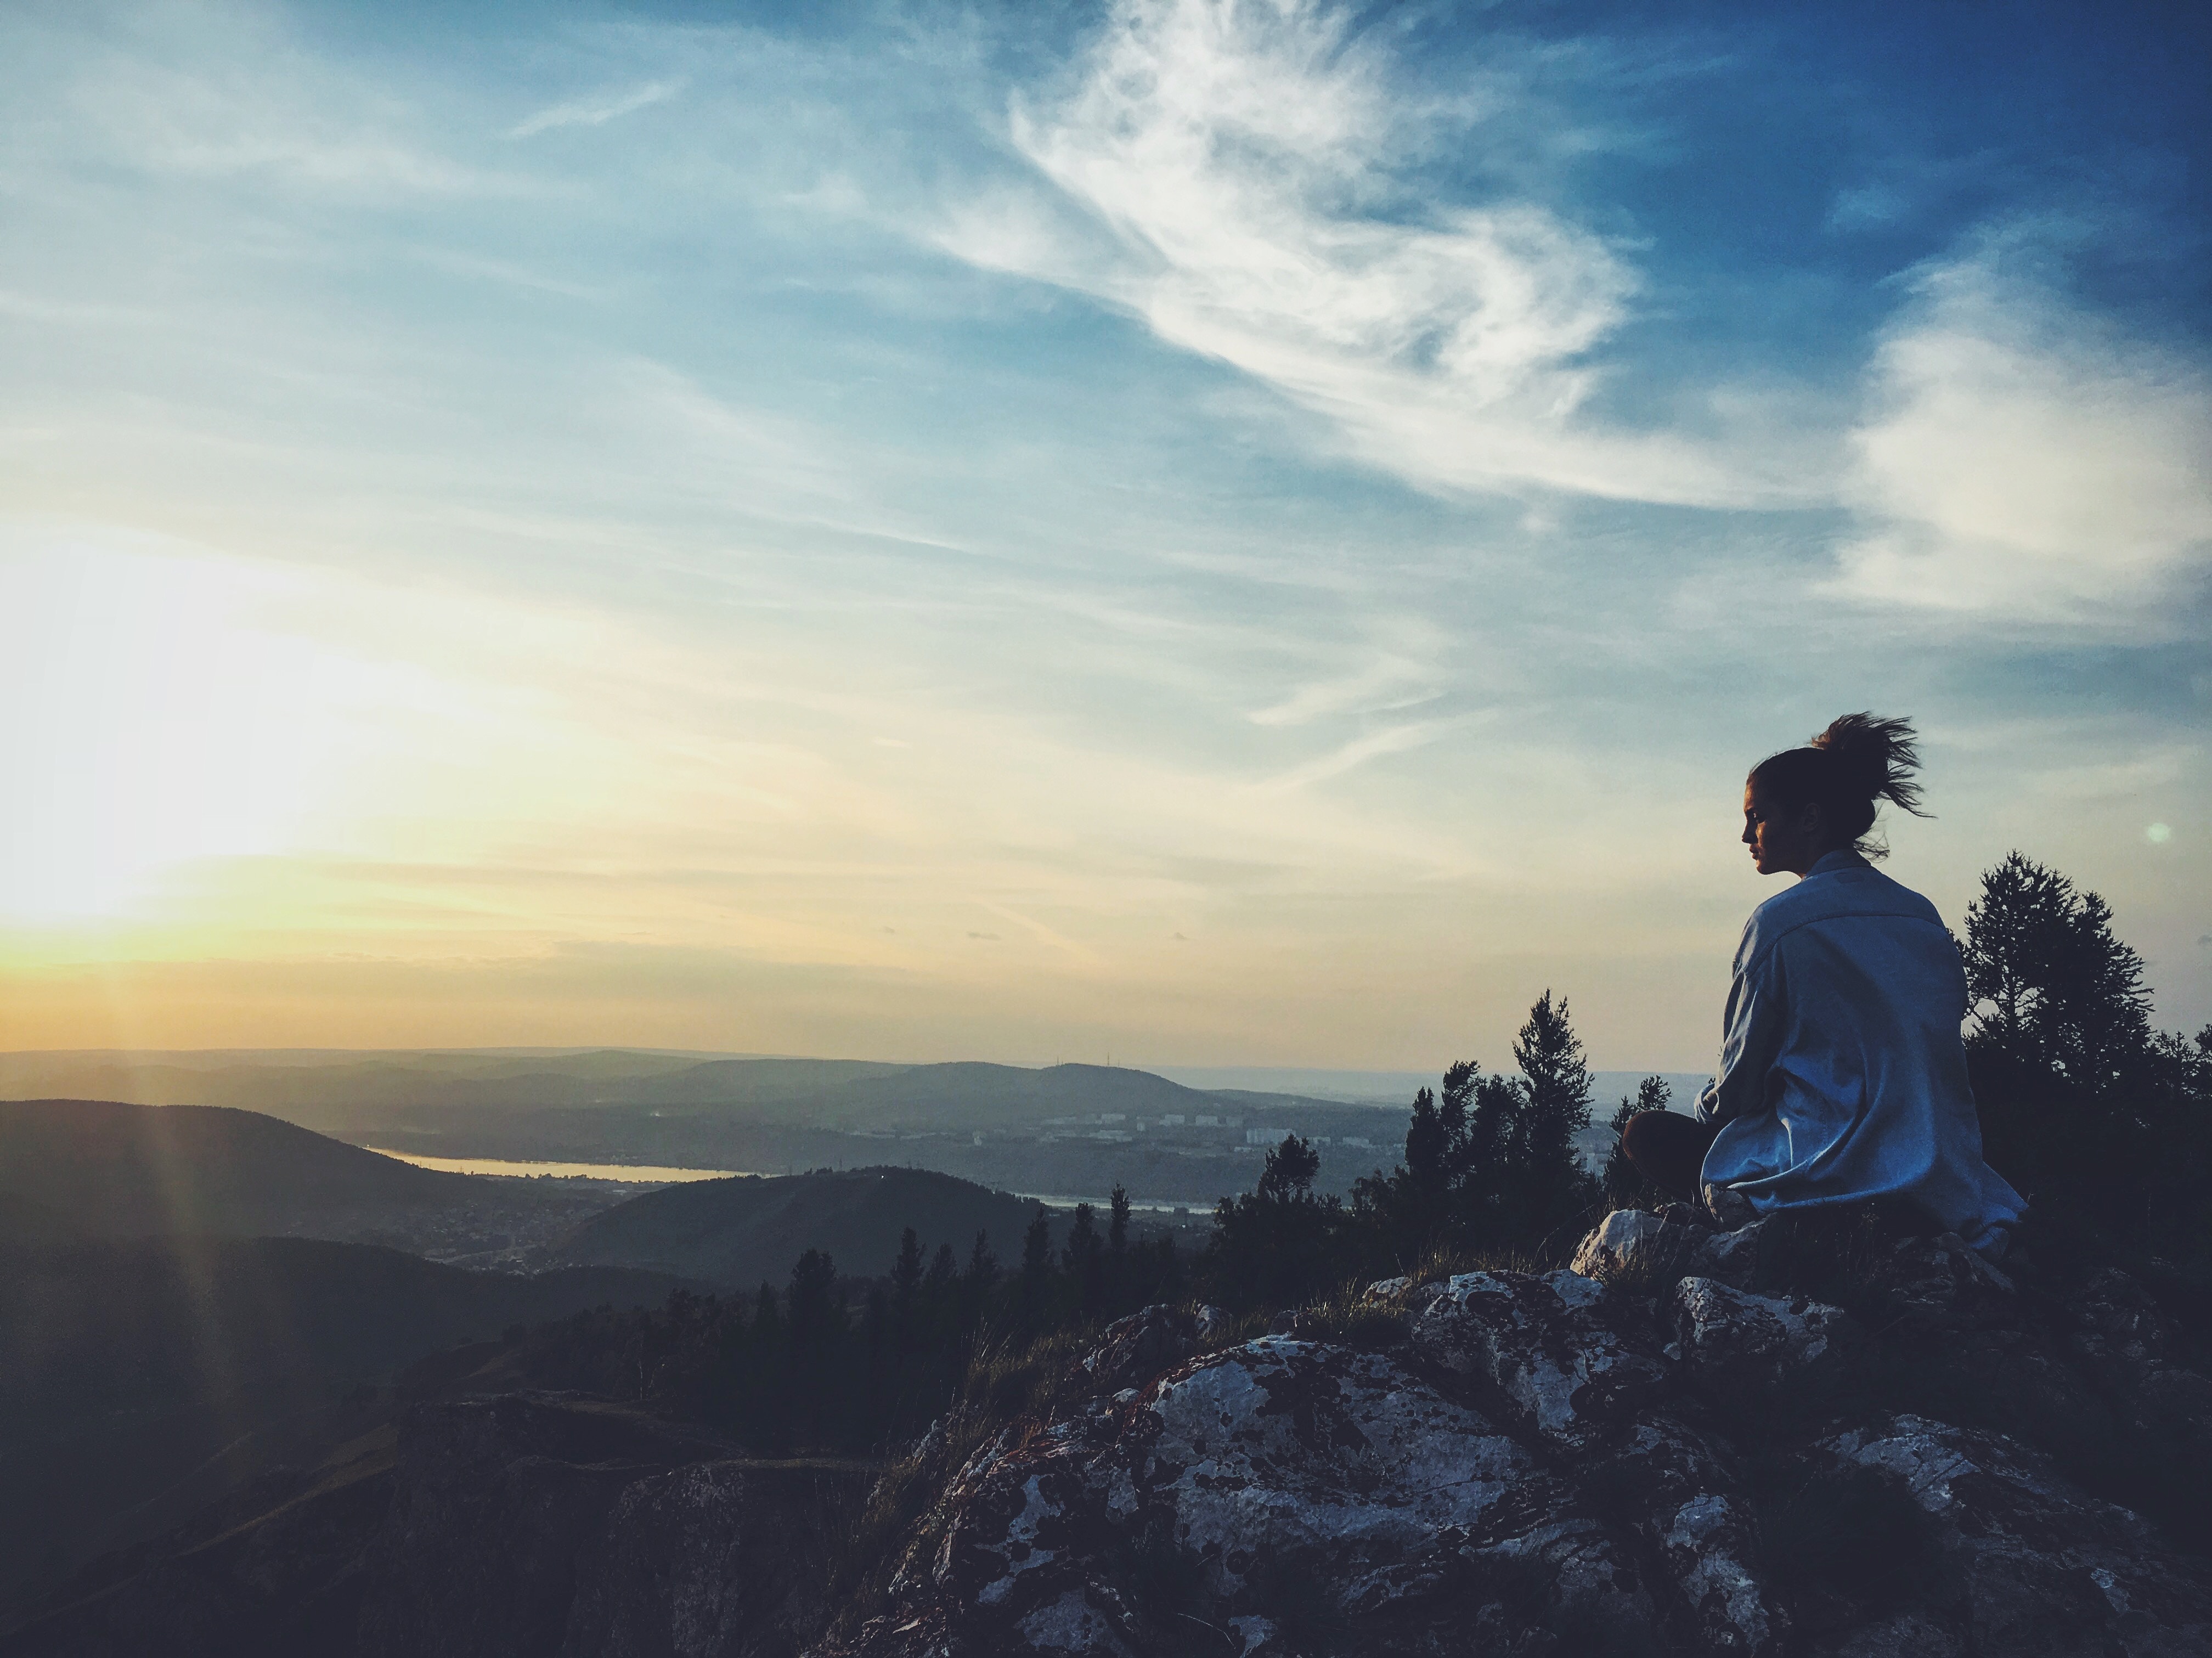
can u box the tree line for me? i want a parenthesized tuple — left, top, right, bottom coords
(497, 849, 2211, 1452)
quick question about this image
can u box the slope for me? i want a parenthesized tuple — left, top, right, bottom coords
(538, 1165, 1047, 1288)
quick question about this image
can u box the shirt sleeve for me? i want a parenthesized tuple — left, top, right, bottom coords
(1696, 941, 1787, 1128)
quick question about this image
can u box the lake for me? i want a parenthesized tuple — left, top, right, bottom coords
(367, 1148, 754, 1184)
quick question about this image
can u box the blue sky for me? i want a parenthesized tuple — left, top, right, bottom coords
(1, 0, 2205, 1068)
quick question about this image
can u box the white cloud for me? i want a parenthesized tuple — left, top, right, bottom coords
(933, 0, 1794, 508)
(1830, 238, 2212, 622)
(509, 80, 681, 140)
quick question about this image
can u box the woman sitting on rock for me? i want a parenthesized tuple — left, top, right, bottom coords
(1621, 713, 2024, 1257)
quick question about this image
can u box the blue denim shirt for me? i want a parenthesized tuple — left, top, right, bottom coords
(1696, 850, 2025, 1255)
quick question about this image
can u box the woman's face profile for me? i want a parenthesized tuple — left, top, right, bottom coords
(1741, 781, 1824, 877)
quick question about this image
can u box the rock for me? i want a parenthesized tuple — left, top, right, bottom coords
(1081, 1304, 1198, 1394)
(844, 1337, 1545, 1656)
(1864, 1231, 2019, 1334)
(1813, 1611, 1966, 1657)
(1667, 1276, 1859, 1398)
(1660, 1491, 1785, 1655)
(1568, 1209, 1702, 1286)
(1823, 1414, 2212, 1655)
(1689, 1217, 1775, 1290)
(1147, 1341, 1533, 1594)
(1705, 1183, 1759, 1229)
(1364, 1274, 1413, 1301)
(1193, 1304, 1232, 1342)
(2068, 1267, 2174, 1391)
(1567, 1207, 1776, 1294)
(1411, 1271, 1671, 1448)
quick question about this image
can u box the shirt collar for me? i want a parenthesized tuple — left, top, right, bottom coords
(1807, 848, 1869, 878)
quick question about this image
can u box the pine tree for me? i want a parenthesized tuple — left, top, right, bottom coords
(1510, 990, 1598, 1237)
(1063, 1202, 1105, 1316)
(1019, 1205, 1055, 1331)
(1962, 853, 2154, 1097)
(890, 1226, 924, 1344)
(1207, 1135, 1340, 1310)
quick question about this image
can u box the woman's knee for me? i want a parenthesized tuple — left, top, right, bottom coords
(1620, 1110, 1680, 1160)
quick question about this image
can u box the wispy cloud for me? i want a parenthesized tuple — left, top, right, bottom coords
(933, 0, 1796, 507)
(509, 79, 681, 140)
(1829, 227, 2212, 623)
(1250, 718, 1461, 796)
(1248, 654, 1440, 727)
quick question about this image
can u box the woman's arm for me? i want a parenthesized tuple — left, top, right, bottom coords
(1696, 946, 1786, 1128)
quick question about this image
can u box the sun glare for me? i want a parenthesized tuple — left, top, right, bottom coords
(0, 537, 368, 922)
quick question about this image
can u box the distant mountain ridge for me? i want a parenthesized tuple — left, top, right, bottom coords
(0, 1051, 1375, 1130)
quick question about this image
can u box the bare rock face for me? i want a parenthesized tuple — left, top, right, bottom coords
(1870, 1231, 2021, 1334)
(837, 1322, 1798, 1657)
(1567, 1208, 1774, 1293)
(1821, 1415, 2212, 1656)
(1410, 1270, 1671, 1449)
(819, 1221, 2212, 1658)
(861, 1339, 1547, 1656)
(1667, 1276, 1860, 1399)
(1080, 1304, 1199, 1395)
(1569, 1208, 1703, 1284)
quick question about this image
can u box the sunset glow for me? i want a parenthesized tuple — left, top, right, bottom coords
(2, 1, 2205, 1068)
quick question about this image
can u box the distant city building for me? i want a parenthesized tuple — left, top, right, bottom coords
(1340, 1136, 1373, 1149)
(1193, 1115, 1218, 1126)
(1245, 1128, 1289, 1145)
(1098, 1113, 1126, 1124)
(1161, 1114, 1186, 1126)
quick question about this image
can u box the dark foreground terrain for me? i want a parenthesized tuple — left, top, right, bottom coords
(0, 1231, 685, 1614)
(13, 1200, 2212, 1657)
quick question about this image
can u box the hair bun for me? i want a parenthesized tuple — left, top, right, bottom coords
(1810, 712, 1927, 819)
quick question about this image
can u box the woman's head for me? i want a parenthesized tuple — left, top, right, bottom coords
(1742, 713, 1927, 875)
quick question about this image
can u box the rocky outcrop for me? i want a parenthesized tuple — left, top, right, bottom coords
(1667, 1277, 1859, 1400)
(831, 1214, 2212, 1658)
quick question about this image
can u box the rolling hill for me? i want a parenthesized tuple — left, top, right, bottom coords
(537, 1165, 1049, 1288)
(0, 1099, 624, 1254)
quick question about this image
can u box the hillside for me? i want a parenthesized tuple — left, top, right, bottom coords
(19, 1205, 2212, 1656)
(537, 1166, 1049, 1288)
(0, 1231, 681, 1618)
(0, 1099, 625, 1255)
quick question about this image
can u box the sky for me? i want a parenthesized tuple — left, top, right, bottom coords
(1, 0, 2207, 1072)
